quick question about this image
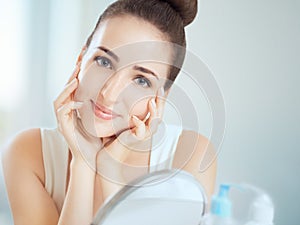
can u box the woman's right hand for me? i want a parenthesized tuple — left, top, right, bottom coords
(53, 57, 101, 224)
(53, 64, 102, 168)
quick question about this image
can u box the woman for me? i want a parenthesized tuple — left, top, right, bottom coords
(2, 0, 217, 224)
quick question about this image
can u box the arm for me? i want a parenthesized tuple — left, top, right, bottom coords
(53, 63, 99, 224)
(2, 129, 60, 225)
(2, 128, 96, 225)
(2, 60, 99, 224)
(58, 158, 95, 225)
(172, 130, 217, 200)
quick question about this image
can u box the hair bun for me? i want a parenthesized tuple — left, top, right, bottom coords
(164, 0, 198, 26)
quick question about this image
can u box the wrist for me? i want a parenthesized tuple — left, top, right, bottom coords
(70, 157, 95, 174)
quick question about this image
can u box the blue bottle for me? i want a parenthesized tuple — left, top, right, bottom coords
(203, 184, 237, 225)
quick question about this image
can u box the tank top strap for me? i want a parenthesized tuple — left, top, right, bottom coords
(40, 128, 69, 213)
(149, 124, 183, 173)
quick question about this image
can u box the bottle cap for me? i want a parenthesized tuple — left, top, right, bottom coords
(211, 184, 232, 218)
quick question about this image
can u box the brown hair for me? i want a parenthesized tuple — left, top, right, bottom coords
(85, 0, 198, 89)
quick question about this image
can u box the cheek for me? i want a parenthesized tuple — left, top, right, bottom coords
(74, 63, 112, 101)
(128, 98, 150, 119)
(118, 83, 155, 121)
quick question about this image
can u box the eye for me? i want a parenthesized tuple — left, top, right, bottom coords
(133, 75, 152, 88)
(95, 56, 113, 69)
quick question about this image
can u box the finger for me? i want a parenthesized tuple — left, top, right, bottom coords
(117, 125, 151, 153)
(65, 46, 86, 84)
(57, 101, 83, 120)
(132, 115, 146, 139)
(56, 101, 83, 130)
(142, 111, 151, 123)
(147, 98, 160, 134)
(76, 46, 87, 66)
(54, 78, 78, 110)
(147, 97, 157, 125)
(150, 97, 157, 116)
(67, 65, 80, 84)
(66, 45, 86, 84)
(156, 87, 166, 119)
(64, 64, 81, 102)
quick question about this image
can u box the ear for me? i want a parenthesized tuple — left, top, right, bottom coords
(76, 46, 87, 66)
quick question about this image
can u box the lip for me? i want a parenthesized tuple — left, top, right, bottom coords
(91, 100, 119, 120)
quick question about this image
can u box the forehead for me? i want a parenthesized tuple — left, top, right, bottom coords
(88, 16, 174, 78)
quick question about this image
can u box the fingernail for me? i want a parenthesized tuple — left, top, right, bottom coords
(151, 98, 156, 108)
(143, 112, 151, 122)
(132, 115, 140, 121)
(70, 78, 77, 85)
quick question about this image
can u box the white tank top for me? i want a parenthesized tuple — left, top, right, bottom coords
(40, 124, 182, 213)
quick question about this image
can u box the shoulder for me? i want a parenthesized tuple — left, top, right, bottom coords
(174, 128, 216, 169)
(2, 128, 61, 224)
(1, 128, 45, 185)
(173, 128, 217, 199)
(178, 129, 215, 156)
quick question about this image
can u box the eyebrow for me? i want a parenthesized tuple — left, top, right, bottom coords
(97, 46, 158, 79)
(97, 46, 119, 62)
(133, 65, 158, 80)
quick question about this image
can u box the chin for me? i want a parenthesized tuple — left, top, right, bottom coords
(78, 111, 129, 138)
(94, 119, 132, 138)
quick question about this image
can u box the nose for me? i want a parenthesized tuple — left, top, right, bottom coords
(98, 70, 125, 105)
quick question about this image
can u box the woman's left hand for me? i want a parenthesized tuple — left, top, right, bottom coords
(96, 87, 165, 199)
(118, 87, 165, 152)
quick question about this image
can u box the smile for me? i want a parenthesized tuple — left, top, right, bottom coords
(91, 100, 119, 120)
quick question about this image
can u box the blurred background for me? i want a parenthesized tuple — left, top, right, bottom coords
(0, 0, 299, 224)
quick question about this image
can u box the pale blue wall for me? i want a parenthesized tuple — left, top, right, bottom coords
(188, 0, 300, 224)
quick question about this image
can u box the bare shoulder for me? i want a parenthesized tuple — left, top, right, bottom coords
(2, 128, 59, 224)
(173, 129, 217, 199)
(2, 128, 45, 185)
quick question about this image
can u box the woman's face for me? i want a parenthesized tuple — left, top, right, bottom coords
(74, 15, 173, 137)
